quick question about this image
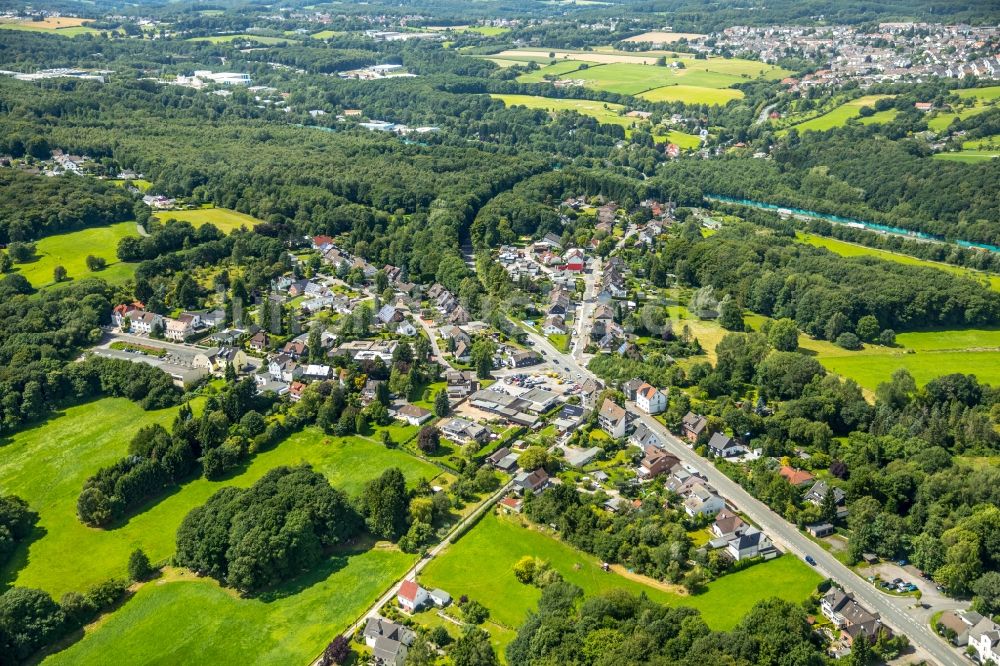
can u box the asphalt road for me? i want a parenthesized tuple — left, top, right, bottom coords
(514, 320, 960, 666)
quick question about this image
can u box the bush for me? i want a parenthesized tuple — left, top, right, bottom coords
(128, 548, 153, 581)
(461, 599, 489, 624)
(835, 332, 861, 350)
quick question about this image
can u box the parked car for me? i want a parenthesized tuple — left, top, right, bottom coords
(805, 555, 817, 566)
(897, 559, 909, 566)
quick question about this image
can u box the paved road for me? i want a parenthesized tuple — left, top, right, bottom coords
(513, 320, 960, 666)
(308, 480, 514, 665)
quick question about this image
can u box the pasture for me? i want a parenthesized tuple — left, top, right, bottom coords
(515, 60, 592, 83)
(641, 84, 744, 105)
(420, 512, 819, 653)
(0, 408, 441, 599)
(491, 94, 632, 129)
(779, 95, 897, 134)
(820, 351, 1000, 391)
(0, 16, 99, 36)
(154, 206, 263, 233)
(564, 62, 745, 96)
(660, 129, 703, 149)
(10, 222, 138, 289)
(45, 550, 414, 665)
(928, 88, 1000, 132)
(311, 30, 340, 39)
(495, 49, 789, 79)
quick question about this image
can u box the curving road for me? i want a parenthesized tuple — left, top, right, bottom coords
(514, 319, 960, 666)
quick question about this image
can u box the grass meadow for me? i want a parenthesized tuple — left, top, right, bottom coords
(0, 404, 441, 599)
(45, 550, 414, 665)
(420, 512, 820, 654)
(779, 95, 897, 134)
(641, 84, 744, 105)
(154, 205, 263, 233)
(10, 222, 138, 288)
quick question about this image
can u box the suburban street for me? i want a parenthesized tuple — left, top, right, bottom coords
(513, 320, 961, 666)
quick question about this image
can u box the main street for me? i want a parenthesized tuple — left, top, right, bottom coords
(513, 319, 961, 666)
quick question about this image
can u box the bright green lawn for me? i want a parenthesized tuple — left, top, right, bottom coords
(154, 206, 262, 233)
(934, 151, 998, 163)
(10, 222, 138, 288)
(0, 405, 441, 598)
(821, 351, 1000, 391)
(516, 60, 591, 83)
(420, 513, 819, 641)
(796, 232, 1000, 292)
(467, 25, 510, 36)
(927, 88, 999, 132)
(641, 84, 743, 105)
(491, 94, 632, 129)
(566, 62, 744, 95)
(780, 95, 896, 134)
(311, 30, 340, 39)
(660, 129, 703, 149)
(45, 549, 414, 665)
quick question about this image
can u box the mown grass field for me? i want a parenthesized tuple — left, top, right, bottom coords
(928, 86, 1000, 132)
(779, 95, 897, 134)
(641, 84, 744, 105)
(515, 60, 592, 83)
(45, 550, 414, 665)
(311, 29, 340, 39)
(660, 129, 703, 149)
(10, 222, 138, 289)
(495, 49, 789, 79)
(420, 512, 819, 654)
(796, 232, 1000, 292)
(554, 62, 746, 95)
(154, 206, 263, 233)
(0, 404, 441, 598)
(820, 351, 1000, 391)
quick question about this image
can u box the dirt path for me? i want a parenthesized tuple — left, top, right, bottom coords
(609, 564, 688, 595)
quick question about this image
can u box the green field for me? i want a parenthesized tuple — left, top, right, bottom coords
(0, 21, 100, 36)
(0, 402, 441, 598)
(548, 62, 745, 96)
(641, 84, 744, 105)
(420, 512, 819, 652)
(491, 94, 632, 128)
(467, 25, 510, 36)
(46, 549, 414, 665)
(660, 129, 703, 149)
(796, 232, 1000, 292)
(188, 34, 293, 45)
(821, 351, 1000, 391)
(928, 87, 1000, 132)
(933, 133, 1000, 163)
(780, 95, 897, 134)
(10, 222, 138, 289)
(154, 206, 263, 233)
(515, 60, 592, 83)
(311, 30, 340, 39)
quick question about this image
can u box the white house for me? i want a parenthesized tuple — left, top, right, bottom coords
(726, 527, 774, 561)
(969, 617, 1000, 665)
(635, 383, 667, 414)
(683, 483, 726, 517)
(396, 404, 432, 426)
(598, 398, 627, 438)
(706, 432, 744, 458)
(397, 579, 428, 612)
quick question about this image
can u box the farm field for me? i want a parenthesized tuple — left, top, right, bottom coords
(641, 84, 744, 105)
(795, 232, 1000, 291)
(188, 34, 293, 44)
(494, 49, 789, 79)
(420, 512, 819, 653)
(564, 62, 745, 96)
(0, 16, 99, 35)
(310, 29, 340, 39)
(10, 221, 138, 288)
(621, 30, 706, 44)
(45, 550, 414, 665)
(515, 60, 592, 82)
(660, 129, 703, 149)
(0, 409, 442, 599)
(820, 351, 1000, 391)
(928, 86, 1000, 132)
(779, 95, 896, 134)
(154, 205, 263, 233)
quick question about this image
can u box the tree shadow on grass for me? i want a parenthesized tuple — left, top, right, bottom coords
(255, 552, 357, 603)
(0, 524, 48, 590)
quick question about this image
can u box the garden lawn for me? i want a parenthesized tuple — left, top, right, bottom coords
(45, 549, 414, 665)
(420, 512, 819, 648)
(0, 409, 440, 598)
(795, 232, 1000, 292)
(641, 84, 743, 105)
(154, 206, 262, 233)
(11, 222, 138, 288)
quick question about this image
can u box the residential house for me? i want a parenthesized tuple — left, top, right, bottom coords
(727, 527, 775, 561)
(553, 404, 588, 433)
(506, 349, 542, 368)
(301, 364, 330, 381)
(681, 412, 708, 442)
(429, 589, 451, 607)
(282, 338, 307, 359)
(712, 509, 746, 538)
(706, 432, 744, 458)
(361, 379, 386, 404)
(542, 315, 568, 336)
(397, 580, 428, 613)
(579, 378, 604, 409)
(778, 466, 815, 487)
(936, 611, 990, 648)
(396, 404, 432, 426)
(563, 248, 585, 272)
(683, 483, 726, 517)
(598, 398, 627, 439)
(514, 468, 551, 495)
(804, 480, 848, 518)
(363, 618, 414, 666)
(622, 378, 645, 400)
(629, 422, 662, 449)
(131, 311, 163, 335)
(562, 445, 600, 468)
(288, 381, 306, 402)
(164, 315, 196, 342)
(499, 496, 523, 514)
(821, 588, 887, 646)
(635, 383, 667, 414)
(638, 448, 679, 480)
(439, 418, 490, 445)
(193, 347, 249, 375)
(248, 331, 270, 352)
(377, 305, 405, 327)
(445, 370, 478, 399)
